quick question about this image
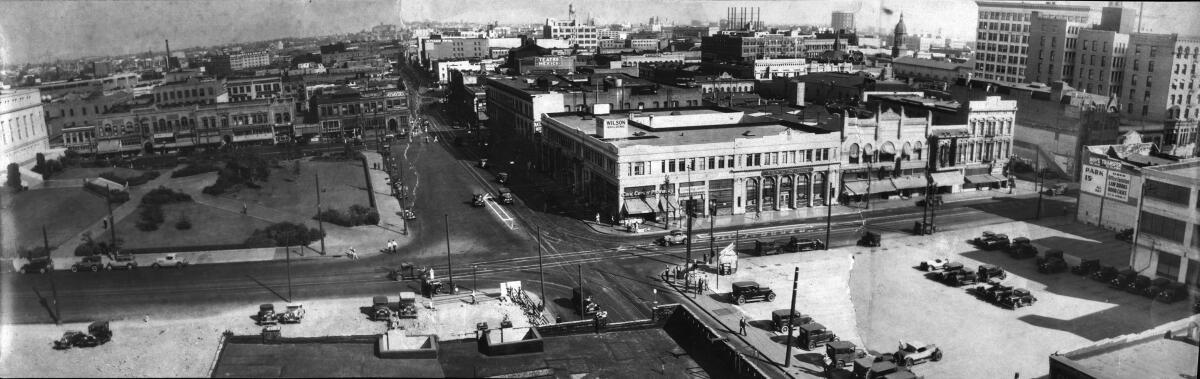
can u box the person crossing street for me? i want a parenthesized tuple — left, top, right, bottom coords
(739, 316, 748, 336)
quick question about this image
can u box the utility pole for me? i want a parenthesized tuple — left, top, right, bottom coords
(445, 213, 453, 292)
(708, 213, 715, 263)
(783, 267, 799, 367)
(685, 198, 694, 265)
(286, 236, 293, 303)
(104, 185, 117, 251)
(315, 173, 326, 255)
(865, 160, 873, 210)
(1035, 153, 1045, 220)
(43, 225, 61, 325)
(578, 264, 585, 320)
(538, 226, 545, 310)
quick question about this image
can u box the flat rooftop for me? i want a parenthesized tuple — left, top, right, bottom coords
(1068, 336, 1198, 379)
(213, 340, 444, 377)
(546, 107, 832, 148)
(1145, 160, 1200, 183)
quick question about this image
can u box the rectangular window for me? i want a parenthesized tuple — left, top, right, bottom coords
(1139, 211, 1187, 242)
(1157, 253, 1180, 278)
(727, 156, 734, 168)
(1145, 180, 1191, 205)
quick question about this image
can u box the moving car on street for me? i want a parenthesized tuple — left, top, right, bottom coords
(658, 230, 688, 246)
(152, 253, 188, 269)
(19, 257, 52, 274)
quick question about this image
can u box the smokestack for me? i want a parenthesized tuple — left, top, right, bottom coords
(165, 39, 172, 71)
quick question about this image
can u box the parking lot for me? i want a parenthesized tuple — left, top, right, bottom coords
(849, 218, 1195, 378)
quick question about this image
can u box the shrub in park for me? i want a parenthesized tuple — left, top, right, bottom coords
(142, 186, 193, 206)
(245, 222, 326, 247)
(6, 163, 21, 189)
(171, 162, 219, 178)
(175, 214, 192, 230)
(34, 153, 46, 175)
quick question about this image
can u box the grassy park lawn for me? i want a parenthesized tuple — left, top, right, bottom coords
(114, 202, 272, 250)
(225, 159, 370, 216)
(5, 188, 108, 254)
(53, 166, 148, 181)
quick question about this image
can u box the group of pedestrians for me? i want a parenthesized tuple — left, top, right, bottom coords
(385, 239, 399, 253)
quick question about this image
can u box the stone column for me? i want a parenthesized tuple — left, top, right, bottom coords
(773, 175, 781, 211)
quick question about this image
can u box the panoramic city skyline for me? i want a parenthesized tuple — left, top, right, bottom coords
(4, 0, 1198, 65)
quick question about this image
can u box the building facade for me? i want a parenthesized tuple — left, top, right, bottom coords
(90, 99, 294, 155)
(1, 89, 50, 168)
(1129, 160, 1200, 292)
(974, 1, 1091, 84)
(543, 18, 598, 50)
(42, 91, 134, 139)
(310, 90, 409, 139)
(891, 57, 973, 83)
(226, 76, 284, 103)
(832, 11, 855, 33)
(153, 77, 228, 107)
(421, 37, 491, 65)
(1024, 11, 1087, 85)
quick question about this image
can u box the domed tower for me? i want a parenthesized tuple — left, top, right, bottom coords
(891, 13, 907, 58)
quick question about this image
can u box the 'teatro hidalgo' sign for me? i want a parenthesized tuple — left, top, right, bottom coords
(1082, 156, 1133, 203)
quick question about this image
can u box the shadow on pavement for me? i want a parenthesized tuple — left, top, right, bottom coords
(32, 285, 60, 324)
(246, 275, 290, 303)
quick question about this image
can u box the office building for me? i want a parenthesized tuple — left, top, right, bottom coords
(309, 88, 409, 139)
(974, 1, 1091, 84)
(543, 5, 598, 50)
(1, 89, 51, 170)
(152, 77, 228, 107)
(226, 76, 284, 103)
(1024, 11, 1088, 86)
(832, 11, 855, 33)
(91, 99, 295, 154)
(1129, 160, 1200, 289)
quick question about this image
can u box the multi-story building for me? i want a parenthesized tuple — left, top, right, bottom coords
(1129, 160, 1200, 291)
(1024, 11, 1087, 86)
(434, 59, 503, 84)
(152, 77, 228, 107)
(832, 11, 855, 33)
(229, 51, 271, 71)
(974, 1, 1091, 84)
(35, 73, 139, 98)
(1070, 27, 1130, 97)
(309, 88, 409, 139)
(42, 91, 134, 139)
(628, 39, 662, 52)
(1075, 141, 1173, 231)
(701, 32, 807, 63)
(891, 57, 973, 83)
(90, 98, 294, 155)
(920, 96, 1018, 191)
(447, 70, 488, 129)
(1126, 33, 1200, 149)
(1, 89, 50, 169)
(420, 37, 491, 67)
(225, 76, 284, 102)
(537, 106, 842, 222)
(543, 14, 598, 50)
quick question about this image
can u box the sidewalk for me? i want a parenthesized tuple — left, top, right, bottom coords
(361, 151, 413, 245)
(49, 167, 181, 265)
(584, 178, 1049, 237)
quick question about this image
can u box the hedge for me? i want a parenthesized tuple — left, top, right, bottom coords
(314, 205, 379, 227)
(171, 162, 220, 178)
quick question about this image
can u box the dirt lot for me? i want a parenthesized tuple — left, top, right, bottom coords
(0, 291, 538, 377)
(849, 220, 1195, 378)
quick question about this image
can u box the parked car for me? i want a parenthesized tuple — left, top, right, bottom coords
(1124, 275, 1153, 294)
(976, 264, 1007, 281)
(796, 322, 838, 350)
(919, 258, 951, 272)
(771, 309, 812, 333)
(572, 287, 599, 316)
(1044, 183, 1068, 196)
(731, 281, 776, 305)
(943, 268, 978, 287)
(1070, 259, 1100, 276)
(1037, 249, 1068, 274)
(915, 195, 943, 207)
(107, 254, 137, 270)
(1156, 282, 1190, 303)
(152, 253, 188, 269)
(1115, 228, 1134, 242)
(778, 237, 825, 253)
(858, 231, 882, 247)
(1108, 269, 1138, 289)
(496, 172, 509, 184)
(278, 304, 305, 324)
(71, 255, 105, 273)
(478, 158, 488, 168)
(826, 340, 867, 367)
(371, 296, 393, 321)
(1000, 288, 1037, 309)
(496, 187, 515, 205)
(256, 304, 278, 326)
(853, 356, 909, 379)
(1142, 278, 1174, 298)
(658, 230, 688, 246)
(973, 279, 1014, 304)
(18, 257, 52, 274)
(1007, 237, 1038, 259)
(893, 340, 943, 367)
(472, 193, 487, 207)
(1090, 266, 1120, 282)
(975, 233, 1010, 250)
(52, 321, 112, 350)
(928, 262, 965, 281)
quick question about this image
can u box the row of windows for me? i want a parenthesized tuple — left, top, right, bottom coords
(229, 83, 281, 95)
(978, 11, 1032, 22)
(627, 149, 834, 176)
(54, 105, 110, 119)
(979, 32, 1031, 45)
(1139, 211, 1187, 242)
(156, 87, 216, 103)
(956, 141, 1011, 163)
(1080, 39, 1122, 54)
(1144, 180, 1192, 205)
(0, 114, 36, 146)
(978, 21, 1031, 34)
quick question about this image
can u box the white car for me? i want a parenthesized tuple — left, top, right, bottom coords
(152, 253, 188, 269)
(919, 258, 951, 272)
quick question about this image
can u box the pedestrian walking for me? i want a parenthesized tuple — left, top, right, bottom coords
(595, 213, 601, 224)
(739, 316, 747, 336)
(242, 202, 248, 215)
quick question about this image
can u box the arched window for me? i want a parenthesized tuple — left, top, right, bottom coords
(902, 142, 913, 160)
(812, 172, 826, 204)
(745, 178, 759, 211)
(848, 143, 861, 164)
(762, 177, 776, 211)
(780, 176, 793, 208)
(880, 142, 897, 162)
(157, 119, 167, 132)
(863, 143, 875, 163)
(796, 174, 810, 205)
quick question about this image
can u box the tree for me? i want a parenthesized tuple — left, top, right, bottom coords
(6, 163, 21, 189)
(35, 153, 45, 172)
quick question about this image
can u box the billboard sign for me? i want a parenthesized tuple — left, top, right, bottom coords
(1081, 165, 1106, 196)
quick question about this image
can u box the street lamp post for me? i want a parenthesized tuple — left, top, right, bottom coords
(826, 163, 838, 249)
(42, 225, 61, 325)
(445, 213, 454, 293)
(783, 267, 800, 367)
(315, 173, 326, 255)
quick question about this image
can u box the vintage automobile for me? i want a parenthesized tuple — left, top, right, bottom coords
(496, 172, 509, 184)
(478, 158, 488, 168)
(1037, 249, 1068, 274)
(256, 304, 278, 326)
(858, 231, 882, 247)
(1007, 237, 1038, 259)
(771, 309, 812, 333)
(1108, 269, 1139, 289)
(974, 233, 1010, 250)
(278, 304, 305, 324)
(572, 287, 598, 316)
(853, 357, 912, 379)
(472, 193, 487, 207)
(919, 258, 952, 272)
(928, 262, 965, 280)
(796, 322, 839, 350)
(658, 230, 688, 246)
(943, 268, 978, 287)
(371, 296, 393, 321)
(1000, 288, 1037, 309)
(1114, 228, 1134, 242)
(496, 187, 515, 205)
(976, 264, 1007, 281)
(1071, 259, 1101, 276)
(778, 237, 825, 253)
(401, 209, 416, 220)
(71, 255, 105, 273)
(18, 257, 52, 274)
(1155, 282, 1190, 303)
(731, 281, 776, 305)
(974, 279, 1014, 304)
(1044, 183, 1068, 196)
(1090, 265, 1121, 282)
(1142, 278, 1174, 298)
(397, 292, 418, 318)
(107, 254, 138, 270)
(915, 195, 943, 207)
(1124, 275, 1153, 294)
(893, 340, 943, 367)
(826, 340, 867, 367)
(152, 253, 188, 269)
(53, 321, 112, 350)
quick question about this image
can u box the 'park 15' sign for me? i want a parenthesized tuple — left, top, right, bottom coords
(1081, 161, 1131, 203)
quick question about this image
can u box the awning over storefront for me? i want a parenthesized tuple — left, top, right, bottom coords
(891, 176, 928, 190)
(929, 171, 965, 186)
(843, 181, 869, 196)
(900, 160, 927, 170)
(965, 174, 1008, 184)
(660, 195, 679, 212)
(868, 180, 898, 194)
(623, 198, 656, 214)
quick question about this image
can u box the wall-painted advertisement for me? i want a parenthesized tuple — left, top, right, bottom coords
(1105, 170, 1130, 202)
(1081, 165, 1106, 196)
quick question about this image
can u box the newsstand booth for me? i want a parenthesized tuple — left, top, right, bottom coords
(717, 242, 738, 275)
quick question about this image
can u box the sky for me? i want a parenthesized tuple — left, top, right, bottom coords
(2, 0, 1199, 65)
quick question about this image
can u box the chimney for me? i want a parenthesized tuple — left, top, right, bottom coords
(1051, 81, 1067, 103)
(165, 39, 172, 71)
